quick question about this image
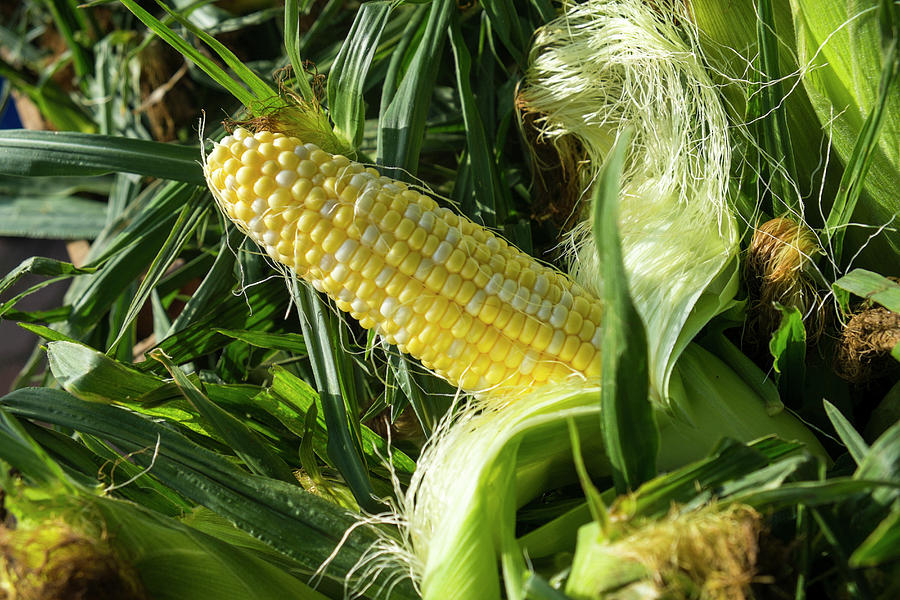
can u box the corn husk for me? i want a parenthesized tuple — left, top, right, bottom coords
(565, 504, 761, 600)
(374, 346, 825, 600)
(518, 0, 740, 405)
(792, 0, 900, 267)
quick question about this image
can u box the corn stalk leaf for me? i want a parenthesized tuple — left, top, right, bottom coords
(824, 400, 870, 465)
(108, 189, 209, 352)
(292, 280, 377, 512)
(0, 130, 203, 184)
(478, 0, 529, 63)
(153, 0, 277, 106)
(269, 366, 416, 476)
(283, 0, 315, 101)
(149, 279, 292, 370)
(215, 329, 307, 355)
(327, 1, 392, 148)
(592, 130, 657, 493)
(449, 12, 506, 226)
(0, 256, 94, 298)
(0, 195, 107, 239)
(150, 349, 295, 482)
(833, 268, 900, 312)
(850, 509, 900, 567)
(0, 387, 406, 593)
(117, 0, 259, 107)
(377, 0, 454, 177)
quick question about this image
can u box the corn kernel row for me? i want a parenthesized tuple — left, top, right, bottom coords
(204, 127, 603, 391)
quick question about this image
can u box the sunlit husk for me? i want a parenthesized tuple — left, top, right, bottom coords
(518, 0, 739, 404)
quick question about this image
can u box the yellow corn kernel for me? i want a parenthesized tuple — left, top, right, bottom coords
(203, 127, 605, 393)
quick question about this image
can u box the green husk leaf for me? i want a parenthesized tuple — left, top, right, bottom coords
(592, 129, 657, 493)
(0, 387, 398, 592)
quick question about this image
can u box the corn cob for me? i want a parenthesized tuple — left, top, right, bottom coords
(203, 127, 603, 392)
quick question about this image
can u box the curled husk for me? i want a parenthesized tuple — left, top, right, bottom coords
(518, 0, 739, 404)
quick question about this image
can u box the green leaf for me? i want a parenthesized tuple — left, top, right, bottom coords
(0, 130, 203, 184)
(856, 415, 900, 509)
(592, 129, 657, 493)
(293, 281, 377, 511)
(63, 182, 197, 338)
(478, 0, 528, 63)
(823, 32, 899, 263)
(377, 0, 454, 177)
(216, 329, 307, 355)
(0, 195, 107, 239)
(793, 0, 900, 266)
(768, 304, 807, 403)
(270, 366, 416, 475)
(449, 13, 506, 227)
(751, 0, 800, 215)
(150, 279, 291, 370)
(154, 0, 276, 104)
(732, 478, 899, 511)
(150, 349, 296, 482)
(47, 340, 162, 403)
(0, 387, 406, 593)
(0, 256, 94, 298)
(833, 268, 900, 312)
(109, 190, 209, 352)
(700, 331, 784, 415)
(850, 508, 900, 567)
(283, 0, 315, 101)
(93, 496, 332, 600)
(623, 440, 771, 519)
(117, 0, 260, 108)
(327, 1, 393, 148)
(0, 411, 77, 490)
(824, 399, 870, 465)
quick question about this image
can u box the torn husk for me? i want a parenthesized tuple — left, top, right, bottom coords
(517, 0, 739, 405)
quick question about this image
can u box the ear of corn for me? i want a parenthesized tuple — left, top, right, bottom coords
(203, 127, 604, 393)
